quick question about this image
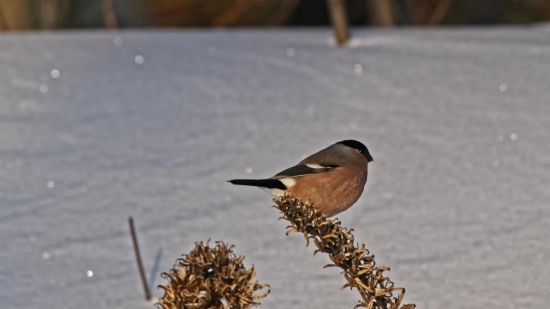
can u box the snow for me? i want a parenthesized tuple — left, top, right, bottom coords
(1, 27, 550, 309)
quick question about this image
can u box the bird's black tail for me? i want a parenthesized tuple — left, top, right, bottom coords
(227, 179, 286, 190)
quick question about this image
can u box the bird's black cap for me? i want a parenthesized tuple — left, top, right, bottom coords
(338, 140, 373, 162)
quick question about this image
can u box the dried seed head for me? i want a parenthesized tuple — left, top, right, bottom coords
(157, 240, 270, 309)
(273, 193, 415, 309)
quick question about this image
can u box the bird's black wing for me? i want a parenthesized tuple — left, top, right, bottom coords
(273, 164, 337, 178)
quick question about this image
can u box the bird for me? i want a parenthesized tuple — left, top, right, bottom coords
(228, 140, 373, 217)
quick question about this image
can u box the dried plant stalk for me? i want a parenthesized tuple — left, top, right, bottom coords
(101, 0, 118, 29)
(157, 240, 270, 309)
(0, 2, 9, 31)
(327, 0, 350, 45)
(273, 193, 415, 309)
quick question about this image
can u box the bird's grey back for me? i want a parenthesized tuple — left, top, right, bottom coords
(298, 143, 352, 166)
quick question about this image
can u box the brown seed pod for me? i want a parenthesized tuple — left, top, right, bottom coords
(273, 193, 415, 309)
(157, 240, 270, 309)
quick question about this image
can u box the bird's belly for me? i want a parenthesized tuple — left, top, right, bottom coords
(288, 176, 365, 217)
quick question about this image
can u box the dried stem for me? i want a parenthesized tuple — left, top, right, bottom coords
(426, 0, 453, 25)
(273, 193, 415, 309)
(268, 0, 301, 26)
(368, 0, 395, 26)
(129, 216, 151, 301)
(212, 0, 254, 26)
(0, 2, 9, 31)
(327, 0, 350, 45)
(101, 0, 118, 29)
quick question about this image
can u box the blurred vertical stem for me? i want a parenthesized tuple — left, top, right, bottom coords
(268, 0, 301, 26)
(426, 0, 452, 25)
(212, 0, 252, 26)
(101, 0, 118, 28)
(368, 0, 394, 26)
(0, 2, 8, 30)
(27, 0, 70, 30)
(327, 0, 349, 45)
(39, 0, 62, 29)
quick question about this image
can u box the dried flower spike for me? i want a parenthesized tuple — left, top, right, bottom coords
(273, 193, 415, 309)
(157, 240, 270, 309)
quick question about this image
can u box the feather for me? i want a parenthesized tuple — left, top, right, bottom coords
(273, 164, 337, 178)
(227, 179, 286, 190)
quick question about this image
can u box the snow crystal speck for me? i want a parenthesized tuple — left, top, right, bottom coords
(286, 48, 295, 57)
(50, 70, 60, 79)
(354, 64, 363, 75)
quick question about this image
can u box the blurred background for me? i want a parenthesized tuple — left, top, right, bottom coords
(1, 0, 550, 31)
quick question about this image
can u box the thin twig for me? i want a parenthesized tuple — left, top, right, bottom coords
(129, 216, 151, 301)
(101, 0, 118, 29)
(0, 2, 9, 31)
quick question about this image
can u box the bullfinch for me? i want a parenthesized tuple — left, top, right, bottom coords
(228, 140, 373, 217)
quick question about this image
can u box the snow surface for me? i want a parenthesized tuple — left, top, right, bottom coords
(1, 28, 550, 309)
